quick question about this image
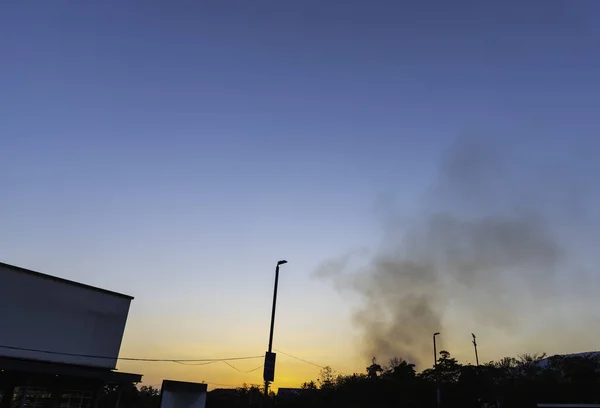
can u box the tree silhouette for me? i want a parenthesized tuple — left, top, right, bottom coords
(384, 357, 416, 380)
(366, 357, 384, 379)
(204, 350, 600, 408)
(317, 366, 337, 389)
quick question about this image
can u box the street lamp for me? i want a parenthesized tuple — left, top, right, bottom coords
(472, 333, 484, 406)
(433, 332, 441, 408)
(263, 260, 288, 398)
(433, 332, 440, 367)
(472, 333, 479, 367)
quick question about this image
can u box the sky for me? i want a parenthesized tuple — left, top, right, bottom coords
(1, 0, 600, 391)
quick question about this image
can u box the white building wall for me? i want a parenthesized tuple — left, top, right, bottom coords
(0, 263, 132, 369)
(160, 390, 206, 408)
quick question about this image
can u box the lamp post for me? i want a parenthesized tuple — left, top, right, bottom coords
(472, 333, 479, 367)
(433, 332, 440, 368)
(433, 332, 441, 408)
(263, 260, 287, 399)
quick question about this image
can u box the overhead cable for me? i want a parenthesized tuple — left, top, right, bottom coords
(222, 361, 263, 373)
(274, 348, 326, 369)
(0, 344, 262, 363)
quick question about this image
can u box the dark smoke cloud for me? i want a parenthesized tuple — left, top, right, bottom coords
(315, 136, 597, 368)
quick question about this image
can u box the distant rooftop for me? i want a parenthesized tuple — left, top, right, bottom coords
(0, 261, 134, 300)
(209, 388, 238, 395)
(277, 388, 308, 398)
(536, 351, 600, 368)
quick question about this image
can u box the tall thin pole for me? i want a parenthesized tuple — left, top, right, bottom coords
(433, 334, 438, 368)
(434, 332, 441, 408)
(264, 260, 287, 400)
(267, 264, 280, 354)
(472, 333, 479, 367)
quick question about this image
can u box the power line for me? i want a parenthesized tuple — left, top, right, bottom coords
(173, 361, 218, 366)
(136, 357, 263, 375)
(0, 344, 333, 378)
(177, 359, 263, 373)
(274, 349, 326, 369)
(0, 344, 262, 363)
(222, 361, 263, 373)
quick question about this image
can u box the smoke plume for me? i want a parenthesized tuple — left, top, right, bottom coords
(315, 136, 597, 368)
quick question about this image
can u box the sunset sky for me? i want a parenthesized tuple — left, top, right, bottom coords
(2, 0, 600, 390)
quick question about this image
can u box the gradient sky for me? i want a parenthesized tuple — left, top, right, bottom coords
(2, 0, 600, 390)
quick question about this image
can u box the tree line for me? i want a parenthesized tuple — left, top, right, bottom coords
(99, 350, 600, 408)
(209, 350, 600, 408)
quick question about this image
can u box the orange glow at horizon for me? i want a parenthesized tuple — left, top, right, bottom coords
(117, 353, 333, 391)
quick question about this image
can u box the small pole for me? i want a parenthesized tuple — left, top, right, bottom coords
(433, 334, 438, 368)
(433, 332, 441, 408)
(472, 333, 479, 367)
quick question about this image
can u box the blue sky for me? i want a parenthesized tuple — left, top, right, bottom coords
(2, 0, 600, 389)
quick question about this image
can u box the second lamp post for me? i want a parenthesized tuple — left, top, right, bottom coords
(433, 332, 441, 408)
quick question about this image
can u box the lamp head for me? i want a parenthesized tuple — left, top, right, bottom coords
(277, 260, 288, 266)
(434, 332, 440, 336)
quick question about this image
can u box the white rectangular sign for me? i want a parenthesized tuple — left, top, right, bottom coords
(160, 381, 207, 408)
